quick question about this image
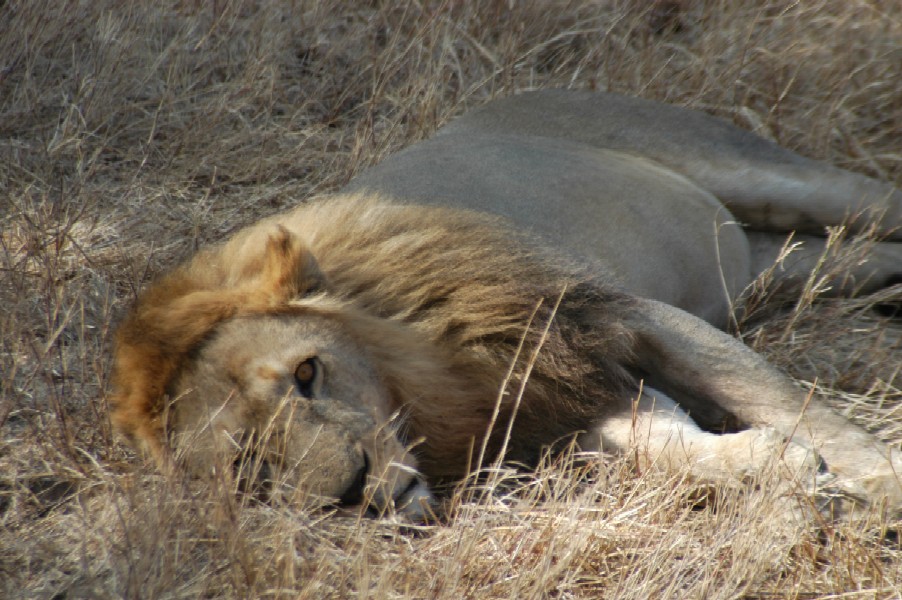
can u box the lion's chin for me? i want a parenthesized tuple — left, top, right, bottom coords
(393, 479, 435, 521)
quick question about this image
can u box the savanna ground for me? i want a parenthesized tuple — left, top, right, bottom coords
(2, 1, 901, 597)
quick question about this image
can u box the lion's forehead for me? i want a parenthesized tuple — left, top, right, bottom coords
(198, 314, 351, 370)
(183, 313, 391, 411)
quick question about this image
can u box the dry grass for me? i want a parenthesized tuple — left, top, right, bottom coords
(2, 1, 901, 597)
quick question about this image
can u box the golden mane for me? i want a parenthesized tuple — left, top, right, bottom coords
(111, 194, 637, 480)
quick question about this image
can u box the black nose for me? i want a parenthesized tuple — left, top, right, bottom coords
(338, 452, 369, 506)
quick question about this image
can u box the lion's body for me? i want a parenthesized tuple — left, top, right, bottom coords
(112, 91, 902, 518)
(347, 90, 902, 326)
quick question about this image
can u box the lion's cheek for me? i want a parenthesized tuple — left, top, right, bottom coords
(274, 426, 366, 503)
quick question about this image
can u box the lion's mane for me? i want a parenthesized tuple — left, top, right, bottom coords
(112, 194, 638, 481)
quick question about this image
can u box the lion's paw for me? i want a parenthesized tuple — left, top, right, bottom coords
(728, 428, 833, 492)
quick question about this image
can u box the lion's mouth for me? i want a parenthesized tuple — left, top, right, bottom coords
(392, 477, 434, 520)
(337, 454, 370, 507)
(333, 456, 434, 519)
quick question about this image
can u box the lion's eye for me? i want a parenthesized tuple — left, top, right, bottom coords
(294, 357, 320, 398)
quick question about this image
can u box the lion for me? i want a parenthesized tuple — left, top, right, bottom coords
(111, 90, 902, 519)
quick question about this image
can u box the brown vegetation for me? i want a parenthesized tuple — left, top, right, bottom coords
(2, 1, 900, 597)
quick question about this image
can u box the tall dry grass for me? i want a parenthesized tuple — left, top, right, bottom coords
(1, 1, 900, 597)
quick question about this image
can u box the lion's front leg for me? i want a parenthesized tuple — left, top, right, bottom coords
(615, 297, 902, 519)
(578, 387, 828, 491)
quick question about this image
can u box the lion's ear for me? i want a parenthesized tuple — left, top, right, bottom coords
(225, 224, 325, 300)
(258, 225, 326, 300)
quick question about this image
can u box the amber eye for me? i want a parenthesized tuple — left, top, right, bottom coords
(294, 357, 319, 398)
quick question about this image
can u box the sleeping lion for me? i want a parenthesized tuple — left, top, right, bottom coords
(111, 90, 902, 519)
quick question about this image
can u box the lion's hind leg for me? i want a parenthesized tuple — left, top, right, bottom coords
(579, 387, 830, 493)
(746, 231, 902, 301)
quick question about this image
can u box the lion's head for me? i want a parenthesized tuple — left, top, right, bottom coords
(110, 220, 438, 517)
(168, 310, 431, 515)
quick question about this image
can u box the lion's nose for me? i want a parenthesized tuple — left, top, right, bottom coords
(338, 452, 369, 506)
